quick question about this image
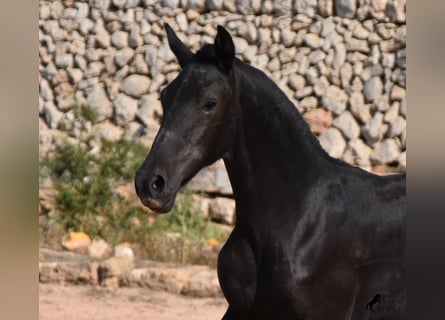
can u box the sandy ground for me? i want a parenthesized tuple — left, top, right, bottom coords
(39, 283, 228, 320)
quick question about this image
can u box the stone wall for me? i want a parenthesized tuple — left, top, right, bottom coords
(39, 0, 406, 225)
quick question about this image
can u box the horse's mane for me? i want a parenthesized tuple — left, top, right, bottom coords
(234, 58, 331, 159)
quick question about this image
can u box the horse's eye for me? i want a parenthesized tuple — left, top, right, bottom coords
(203, 99, 217, 112)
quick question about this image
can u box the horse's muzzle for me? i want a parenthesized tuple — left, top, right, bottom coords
(135, 169, 175, 213)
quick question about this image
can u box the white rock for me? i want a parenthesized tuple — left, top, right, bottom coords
(209, 197, 236, 225)
(39, 96, 44, 114)
(288, 74, 306, 91)
(295, 87, 313, 99)
(78, 78, 99, 90)
(363, 76, 383, 102)
(40, 79, 54, 101)
(54, 53, 73, 68)
(187, 0, 206, 12)
(95, 26, 111, 48)
(390, 85, 405, 101)
(319, 128, 346, 158)
(39, 3, 51, 20)
(56, 93, 76, 112)
(293, 0, 318, 17)
(333, 111, 360, 139)
(75, 3, 90, 21)
(157, 44, 175, 63)
(313, 76, 330, 96)
(88, 239, 113, 260)
(86, 85, 113, 122)
(321, 86, 348, 115)
(238, 21, 258, 44)
(371, 139, 400, 164)
(308, 50, 326, 64)
(79, 19, 94, 35)
(137, 93, 162, 125)
(115, 47, 134, 67)
(149, 73, 166, 92)
(206, 0, 224, 11)
(299, 96, 318, 110)
(69, 38, 86, 55)
(386, 0, 406, 22)
(120, 74, 151, 98)
(384, 103, 399, 123)
(332, 42, 346, 68)
(304, 33, 324, 49)
(267, 57, 280, 72)
(348, 139, 372, 166)
(353, 24, 370, 39)
(85, 48, 104, 62)
(115, 65, 130, 81)
(243, 45, 257, 63)
(111, 31, 129, 49)
(232, 37, 249, 55)
(43, 101, 63, 129)
(99, 256, 134, 283)
(387, 116, 406, 138)
(381, 53, 395, 68)
(50, 1, 64, 19)
(85, 61, 104, 78)
(126, 0, 140, 8)
(132, 54, 149, 74)
(362, 112, 384, 145)
(74, 54, 87, 71)
(129, 24, 143, 48)
(187, 160, 232, 195)
(400, 97, 406, 117)
(335, 0, 356, 18)
(90, 0, 112, 10)
(397, 151, 406, 170)
(63, 8, 77, 19)
(66, 68, 83, 85)
(114, 93, 139, 125)
(95, 121, 124, 141)
(345, 36, 369, 53)
(339, 62, 353, 88)
(112, 0, 127, 9)
(114, 244, 135, 260)
(374, 95, 390, 112)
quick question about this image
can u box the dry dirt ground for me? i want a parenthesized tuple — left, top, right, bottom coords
(39, 283, 228, 320)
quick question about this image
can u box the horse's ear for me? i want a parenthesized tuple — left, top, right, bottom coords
(214, 25, 235, 72)
(164, 23, 193, 68)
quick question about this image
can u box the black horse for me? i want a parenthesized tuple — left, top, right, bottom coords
(135, 24, 406, 320)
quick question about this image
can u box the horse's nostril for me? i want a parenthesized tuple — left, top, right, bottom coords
(151, 175, 165, 194)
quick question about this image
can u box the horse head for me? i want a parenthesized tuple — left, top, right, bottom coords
(135, 24, 238, 213)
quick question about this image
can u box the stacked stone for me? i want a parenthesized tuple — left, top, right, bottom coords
(39, 0, 406, 226)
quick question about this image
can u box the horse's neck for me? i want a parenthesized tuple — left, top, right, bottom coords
(223, 64, 328, 223)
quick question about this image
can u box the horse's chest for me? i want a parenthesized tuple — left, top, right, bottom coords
(218, 233, 356, 319)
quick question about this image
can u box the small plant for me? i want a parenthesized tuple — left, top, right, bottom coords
(73, 103, 99, 124)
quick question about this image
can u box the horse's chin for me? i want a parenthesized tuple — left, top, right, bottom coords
(140, 196, 176, 214)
